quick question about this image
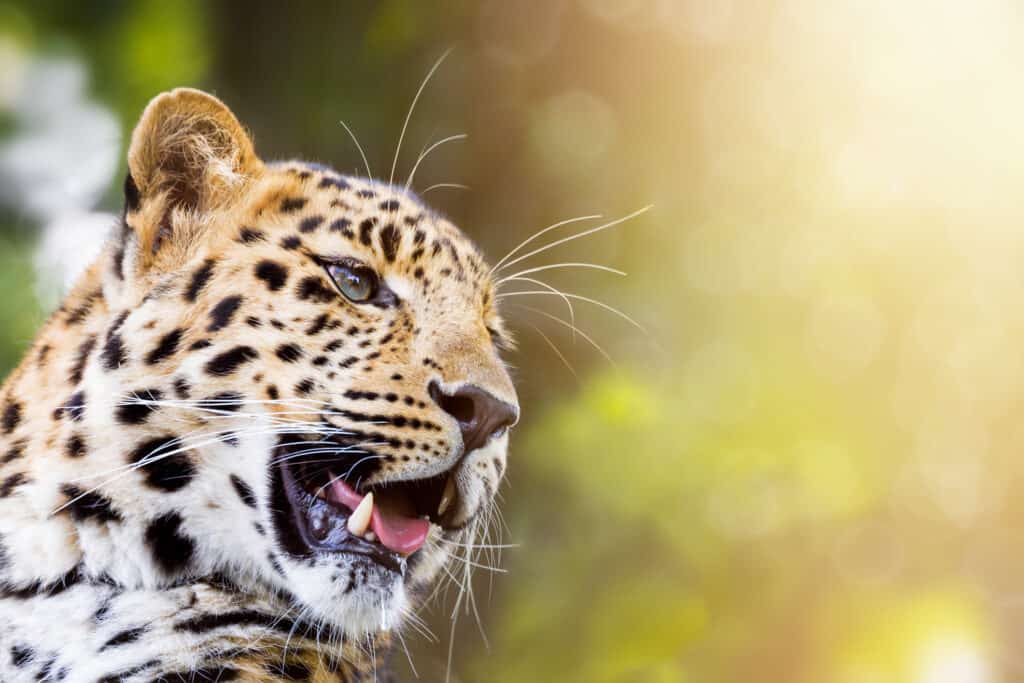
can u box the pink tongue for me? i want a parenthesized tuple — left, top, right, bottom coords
(329, 479, 430, 556)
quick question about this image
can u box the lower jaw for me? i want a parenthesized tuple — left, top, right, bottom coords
(271, 452, 407, 574)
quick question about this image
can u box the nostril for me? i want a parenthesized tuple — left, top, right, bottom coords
(429, 381, 518, 455)
(428, 382, 475, 425)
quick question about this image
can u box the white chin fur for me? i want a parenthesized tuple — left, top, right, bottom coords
(281, 556, 410, 637)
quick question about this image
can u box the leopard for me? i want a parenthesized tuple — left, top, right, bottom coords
(0, 88, 519, 682)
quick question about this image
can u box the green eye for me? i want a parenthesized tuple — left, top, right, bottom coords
(325, 261, 378, 303)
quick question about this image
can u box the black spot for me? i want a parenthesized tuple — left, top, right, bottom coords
(328, 218, 353, 237)
(65, 290, 100, 325)
(60, 484, 121, 523)
(356, 189, 376, 199)
(294, 378, 316, 396)
(154, 665, 241, 682)
(173, 377, 191, 399)
(358, 218, 375, 246)
(111, 245, 126, 280)
(97, 660, 160, 683)
(68, 336, 97, 384)
(146, 328, 183, 365)
(265, 660, 312, 681)
(379, 223, 400, 262)
(38, 656, 56, 681)
(280, 235, 303, 250)
(0, 472, 26, 497)
(189, 339, 212, 351)
(237, 227, 266, 244)
(174, 608, 296, 636)
(99, 626, 146, 651)
(2, 440, 25, 464)
(10, 644, 33, 667)
(145, 512, 195, 574)
(207, 295, 244, 332)
(276, 343, 304, 363)
(116, 388, 163, 425)
(298, 215, 324, 233)
(185, 259, 216, 302)
(267, 386, 279, 400)
(36, 343, 52, 367)
(2, 399, 21, 434)
(65, 434, 87, 458)
(296, 276, 336, 303)
(123, 173, 141, 212)
(324, 339, 345, 352)
(280, 197, 307, 212)
(0, 564, 82, 600)
(255, 260, 288, 291)
(205, 346, 259, 376)
(245, 316, 262, 328)
(230, 474, 257, 509)
(55, 391, 86, 422)
(306, 313, 329, 336)
(130, 437, 195, 492)
(195, 391, 244, 413)
(344, 390, 379, 401)
(380, 199, 401, 212)
(100, 312, 130, 370)
(319, 176, 349, 190)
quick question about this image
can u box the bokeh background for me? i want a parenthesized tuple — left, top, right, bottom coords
(3, 1, 1024, 681)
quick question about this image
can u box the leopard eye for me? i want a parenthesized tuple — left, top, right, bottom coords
(325, 261, 378, 303)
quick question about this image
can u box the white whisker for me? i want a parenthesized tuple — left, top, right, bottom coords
(496, 206, 651, 274)
(421, 182, 469, 195)
(389, 48, 453, 187)
(497, 261, 626, 285)
(499, 290, 648, 334)
(526, 323, 579, 380)
(405, 133, 468, 192)
(339, 119, 373, 180)
(489, 214, 602, 275)
(511, 304, 615, 365)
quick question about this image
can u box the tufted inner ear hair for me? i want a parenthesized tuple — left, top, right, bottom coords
(123, 88, 263, 263)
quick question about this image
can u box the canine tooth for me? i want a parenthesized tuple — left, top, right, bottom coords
(347, 492, 373, 536)
(437, 475, 456, 517)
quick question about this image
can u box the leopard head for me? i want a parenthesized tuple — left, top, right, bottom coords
(57, 88, 517, 636)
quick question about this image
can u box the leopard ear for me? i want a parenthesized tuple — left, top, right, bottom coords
(122, 88, 263, 263)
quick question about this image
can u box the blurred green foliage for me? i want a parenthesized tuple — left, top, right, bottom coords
(2, 1, 1023, 681)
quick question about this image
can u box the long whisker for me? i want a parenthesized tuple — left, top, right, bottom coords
(499, 290, 648, 334)
(511, 304, 615, 365)
(496, 261, 626, 285)
(339, 119, 373, 180)
(496, 206, 651, 274)
(489, 215, 602, 275)
(526, 323, 579, 380)
(405, 133, 468, 192)
(389, 48, 453, 187)
(421, 183, 469, 195)
(499, 276, 576, 336)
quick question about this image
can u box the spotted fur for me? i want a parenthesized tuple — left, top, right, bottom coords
(0, 89, 518, 681)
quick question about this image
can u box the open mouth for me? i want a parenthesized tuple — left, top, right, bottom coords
(273, 440, 455, 573)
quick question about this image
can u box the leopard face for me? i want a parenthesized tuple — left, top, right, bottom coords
(0, 89, 518, 640)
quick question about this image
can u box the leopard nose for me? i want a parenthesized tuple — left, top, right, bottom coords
(429, 382, 518, 454)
